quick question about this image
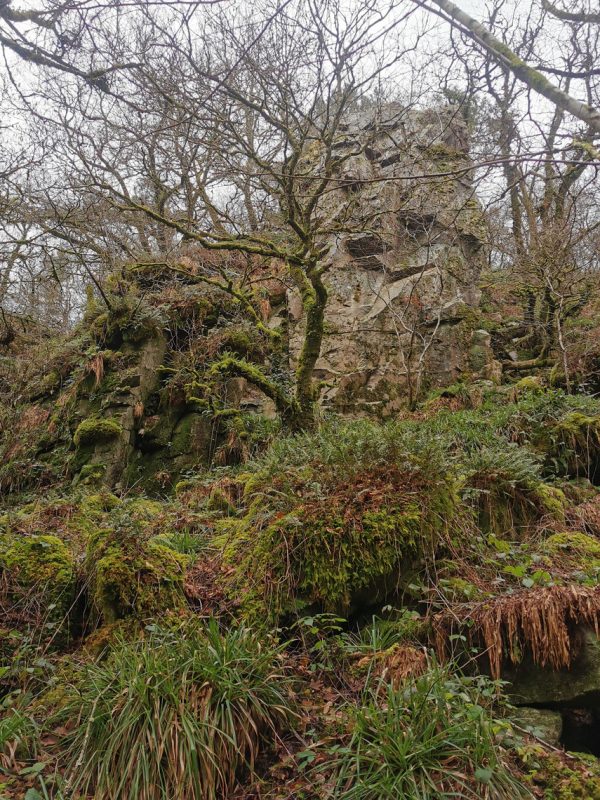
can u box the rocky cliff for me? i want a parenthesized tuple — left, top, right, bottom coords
(289, 103, 493, 414)
(0, 103, 496, 492)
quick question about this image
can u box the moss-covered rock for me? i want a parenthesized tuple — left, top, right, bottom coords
(473, 475, 565, 536)
(77, 462, 107, 484)
(507, 627, 600, 708)
(512, 707, 562, 747)
(546, 412, 600, 480)
(73, 417, 122, 448)
(544, 531, 600, 564)
(0, 533, 76, 625)
(85, 516, 188, 623)
(174, 478, 200, 496)
(513, 375, 545, 395)
(536, 484, 568, 519)
(218, 467, 463, 620)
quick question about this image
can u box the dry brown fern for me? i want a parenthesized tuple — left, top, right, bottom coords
(432, 585, 600, 679)
(568, 495, 600, 536)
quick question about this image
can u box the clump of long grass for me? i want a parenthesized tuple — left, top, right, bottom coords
(59, 621, 296, 800)
(324, 666, 529, 799)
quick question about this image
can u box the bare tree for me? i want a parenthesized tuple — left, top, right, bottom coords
(417, 0, 600, 134)
(24, 0, 430, 429)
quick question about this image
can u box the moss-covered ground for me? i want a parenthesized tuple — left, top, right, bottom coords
(4, 379, 600, 797)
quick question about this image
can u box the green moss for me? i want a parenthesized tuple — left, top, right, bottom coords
(217, 327, 263, 359)
(89, 296, 164, 347)
(465, 439, 559, 534)
(127, 497, 163, 520)
(546, 412, 600, 479)
(425, 381, 472, 406)
(73, 417, 122, 447)
(206, 487, 236, 514)
(554, 411, 600, 438)
(535, 484, 567, 519)
(524, 750, 600, 800)
(514, 375, 545, 394)
(544, 531, 600, 560)
(0, 533, 76, 623)
(219, 469, 461, 621)
(81, 492, 121, 513)
(86, 518, 188, 623)
(426, 142, 465, 159)
(174, 478, 200, 496)
(77, 462, 107, 484)
(169, 414, 196, 456)
(438, 576, 483, 601)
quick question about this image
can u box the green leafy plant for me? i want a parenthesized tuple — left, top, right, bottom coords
(323, 666, 529, 799)
(293, 613, 346, 673)
(341, 610, 424, 657)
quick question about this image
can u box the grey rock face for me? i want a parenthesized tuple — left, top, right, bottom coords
(289, 103, 488, 414)
(74, 335, 167, 487)
(507, 627, 600, 708)
(512, 707, 563, 746)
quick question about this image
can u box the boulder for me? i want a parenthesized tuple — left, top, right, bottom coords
(507, 627, 600, 707)
(512, 707, 563, 747)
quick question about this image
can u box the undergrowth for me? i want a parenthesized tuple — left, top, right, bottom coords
(56, 621, 296, 800)
(323, 665, 529, 799)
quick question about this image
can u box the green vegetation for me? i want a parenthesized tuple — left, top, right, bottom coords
(73, 417, 122, 447)
(0, 532, 76, 624)
(86, 514, 188, 623)
(3, 356, 600, 798)
(325, 667, 529, 799)
(4, 5, 600, 795)
(57, 622, 295, 800)
(219, 464, 462, 618)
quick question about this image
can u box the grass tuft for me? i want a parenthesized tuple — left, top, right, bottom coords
(58, 621, 296, 800)
(324, 666, 529, 799)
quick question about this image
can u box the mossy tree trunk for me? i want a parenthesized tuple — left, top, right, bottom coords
(290, 261, 328, 431)
(210, 257, 327, 433)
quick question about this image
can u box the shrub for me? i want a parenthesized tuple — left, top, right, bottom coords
(546, 411, 600, 479)
(59, 622, 296, 800)
(325, 667, 528, 799)
(250, 417, 453, 481)
(0, 706, 40, 765)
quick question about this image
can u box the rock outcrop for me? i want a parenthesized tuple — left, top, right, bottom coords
(1, 104, 493, 493)
(508, 627, 600, 708)
(289, 103, 490, 414)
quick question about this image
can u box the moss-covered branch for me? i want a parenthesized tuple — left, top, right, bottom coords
(541, 0, 600, 24)
(423, 0, 600, 135)
(209, 355, 300, 423)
